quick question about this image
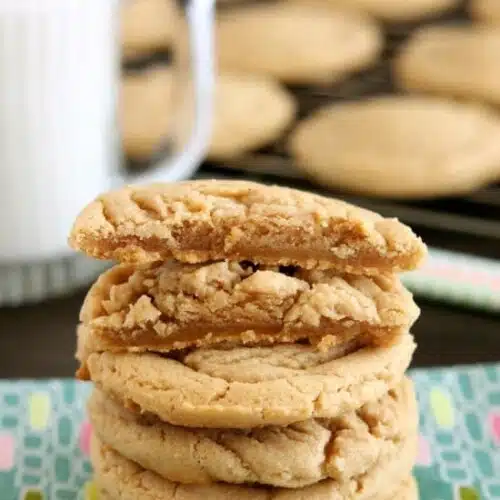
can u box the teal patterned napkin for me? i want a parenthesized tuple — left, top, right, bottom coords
(0, 364, 499, 500)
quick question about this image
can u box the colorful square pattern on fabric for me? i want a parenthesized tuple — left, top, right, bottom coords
(0, 364, 499, 500)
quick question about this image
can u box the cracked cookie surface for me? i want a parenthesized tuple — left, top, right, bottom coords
(69, 180, 426, 273)
(79, 260, 419, 353)
(79, 331, 415, 428)
(91, 434, 418, 499)
(89, 378, 416, 488)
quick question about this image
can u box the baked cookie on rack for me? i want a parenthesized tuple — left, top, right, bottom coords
(395, 25, 500, 107)
(288, 0, 459, 23)
(289, 96, 500, 199)
(121, 68, 296, 161)
(216, 2, 383, 84)
(121, 67, 173, 160)
(122, 0, 179, 58)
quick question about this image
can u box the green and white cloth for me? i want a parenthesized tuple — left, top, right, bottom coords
(403, 248, 500, 312)
(1, 363, 499, 499)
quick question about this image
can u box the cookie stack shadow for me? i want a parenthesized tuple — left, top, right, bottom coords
(70, 180, 427, 499)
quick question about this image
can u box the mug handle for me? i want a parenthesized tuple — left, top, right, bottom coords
(119, 0, 216, 186)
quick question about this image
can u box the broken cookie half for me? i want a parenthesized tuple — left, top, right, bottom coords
(78, 260, 419, 355)
(69, 180, 427, 274)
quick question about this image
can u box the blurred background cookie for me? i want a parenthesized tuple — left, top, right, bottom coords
(207, 73, 297, 160)
(121, 67, 297, 161)
(216, 3, 383, 84)
(469, 0, 500, 25)
(121, 66, 174, 161)
(289, 96, 500, 199)
(122, 0, 179, 59)
(394, 25, 500, 107)
(288, 0, 460, 23)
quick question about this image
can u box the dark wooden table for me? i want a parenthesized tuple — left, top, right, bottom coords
(0, 288, 499, 379)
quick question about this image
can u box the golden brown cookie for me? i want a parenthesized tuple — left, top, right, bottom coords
(288, 0, 459, 22)
(207, 73, 297, 160)
(69, 180, 426, 272)
(216, 3, 382, 84)
(78, 331, 415, 428)
(79, 260, 419, 352)
(98, 479, 418, 500)
(122, 0, 179, 57)
(121, 68, 296, 161)
(97, 479, 418, 500)
(91, 434, 418, 499)
(89, 378, 417, 488)
(394, 26, 500, 107)
(289, 96, 500, 199)
(470, 0, 500, 25)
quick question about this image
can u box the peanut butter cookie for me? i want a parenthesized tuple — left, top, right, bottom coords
(290, 96, 500, 198)
(79, 261, 419, 352)
(91, 434, 418, 499)
(121, 69, 296, 161)
(122, 0, 179, 57)
(121, 67, 174, 160)
(89, 378, 417, 488)
(395, 26, 500, 107)
(69, 180, 426, 273)
(216, 3, 382, 84)
(78, 331, 415, 428)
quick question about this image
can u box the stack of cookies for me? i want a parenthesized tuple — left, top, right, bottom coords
(70, 180, 427, 500)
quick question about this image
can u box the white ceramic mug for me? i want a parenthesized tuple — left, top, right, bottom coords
(0, 0, 215, 263)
